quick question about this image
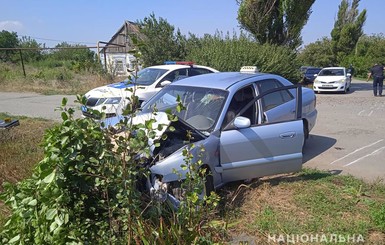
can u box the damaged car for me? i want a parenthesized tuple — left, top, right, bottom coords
(106, 67, 318, 207)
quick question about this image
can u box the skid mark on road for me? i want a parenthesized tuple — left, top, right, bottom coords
(329, 139, 384, 165)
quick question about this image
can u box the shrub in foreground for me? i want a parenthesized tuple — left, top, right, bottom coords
(0, 96, 221, 244)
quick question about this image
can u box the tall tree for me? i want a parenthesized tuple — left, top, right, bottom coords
(330, 0, 366, 63)
(138, 13, 186, 67)
(298, 37, 334, 67)
(0, 30, 19, 62)
(237, 0, 315, 49)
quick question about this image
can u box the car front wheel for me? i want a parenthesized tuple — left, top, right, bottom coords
(199, 168, 214, 199)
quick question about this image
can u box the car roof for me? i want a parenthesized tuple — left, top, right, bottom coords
(170, 71, 270, 90)
(321, 67, 345, 70)
(146, 64, 218, 72)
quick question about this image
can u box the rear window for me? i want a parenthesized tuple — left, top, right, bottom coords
(306, 69, 321, 75)
(257, 79, 294, 111)
(189, 68, 215, 76)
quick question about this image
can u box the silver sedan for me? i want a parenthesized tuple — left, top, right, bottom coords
(135, 69, 317, 206)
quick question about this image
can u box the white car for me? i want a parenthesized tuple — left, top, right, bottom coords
(81, 62, 218, 118)
(313, 67, 351, 94)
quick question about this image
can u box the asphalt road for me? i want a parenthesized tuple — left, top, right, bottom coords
(1, 79, 384, 183)
(303, 79, 385, 183)
(0, 92, 81, 121)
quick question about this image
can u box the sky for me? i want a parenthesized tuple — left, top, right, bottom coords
(1, 0, 384, 48)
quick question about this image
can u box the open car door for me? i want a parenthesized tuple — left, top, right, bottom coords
(219, 85, 304, 183)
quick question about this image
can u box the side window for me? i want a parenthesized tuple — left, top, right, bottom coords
(257, 79, 294, 111)
(189, 68, 215, 76)
(222, 85, 256, 130)
(157, 69, 187, 87)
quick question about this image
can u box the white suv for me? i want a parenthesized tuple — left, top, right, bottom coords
(81, 62, 218, 118)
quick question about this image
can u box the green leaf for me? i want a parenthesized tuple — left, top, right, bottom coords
(61, 112, 68, 121)
(28, 199, 37, 206)
(8, 234, 20, 244)
(50, 221, 58, 232)
(61, 135, 69, 146)
(55, 215, 64, 226)
(46, 208, 57, 220)
(43, 171, 56, 184)
(61, 97, 68, 106)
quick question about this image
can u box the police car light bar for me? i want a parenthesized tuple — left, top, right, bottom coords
(240, 66, 259, 73)
(164, 61, 195, 65)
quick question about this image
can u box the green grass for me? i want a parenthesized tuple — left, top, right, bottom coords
(1, 115, 384, 244)
(0, 113, 56, 226)
(0, 113, 56, 187)
(218, 168, 385, 244)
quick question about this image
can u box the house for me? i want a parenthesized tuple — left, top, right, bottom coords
(99, 21, 143, 76)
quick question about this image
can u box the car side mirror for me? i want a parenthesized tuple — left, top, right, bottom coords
(314, 74, 318, 77)
(234, 116, 251, 129)
(160, 80, 172, 87)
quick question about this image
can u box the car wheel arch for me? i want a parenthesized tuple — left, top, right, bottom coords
(199, 165, 215, 196)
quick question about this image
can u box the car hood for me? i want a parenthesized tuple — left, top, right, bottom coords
(87, 82, 151, 98)
(315, 75, 345, 82)
(85, 85, 128, 98)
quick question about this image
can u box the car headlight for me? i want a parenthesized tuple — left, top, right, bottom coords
(340, 79, 346, 83)
(105, 97, 122, 104)
(150, 176, 168, 202)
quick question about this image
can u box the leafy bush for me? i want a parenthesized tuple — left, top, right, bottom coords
(186, 32, 301, 82)
(0, 92, 221, 243)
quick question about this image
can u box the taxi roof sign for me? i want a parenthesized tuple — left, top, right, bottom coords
(240, 66, 259, 73)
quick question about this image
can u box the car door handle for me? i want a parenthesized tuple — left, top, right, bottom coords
(279, 132, 296, 139)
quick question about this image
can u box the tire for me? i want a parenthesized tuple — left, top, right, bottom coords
(204, 173, 214, 197)
(199, 168, 214, 199)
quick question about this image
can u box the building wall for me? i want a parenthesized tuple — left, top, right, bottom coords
(100, 52, 137, 77)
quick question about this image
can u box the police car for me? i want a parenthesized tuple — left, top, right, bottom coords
(81, 61, 218, 118)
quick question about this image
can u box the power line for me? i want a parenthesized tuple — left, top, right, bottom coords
(19, 35, 96, 45)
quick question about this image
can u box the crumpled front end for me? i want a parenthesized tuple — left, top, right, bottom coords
(146, 120, 208, 208)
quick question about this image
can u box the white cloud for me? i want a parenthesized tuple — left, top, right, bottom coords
(0, 20, 24, 31)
